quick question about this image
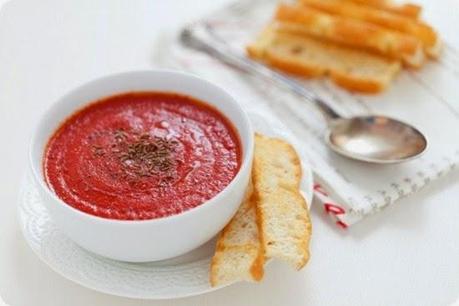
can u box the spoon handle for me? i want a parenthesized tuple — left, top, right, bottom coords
(180, 26, 341, 120)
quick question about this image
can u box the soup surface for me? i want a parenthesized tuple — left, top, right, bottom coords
(44, 92, 241, 220)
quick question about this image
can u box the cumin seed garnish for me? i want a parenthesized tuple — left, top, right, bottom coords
(110, 130, 178, 182)
(91, 145, 105, 157)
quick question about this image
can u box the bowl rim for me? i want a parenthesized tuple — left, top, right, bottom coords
(29, 69, 254, 226)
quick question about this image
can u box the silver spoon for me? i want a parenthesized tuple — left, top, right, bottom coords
(180, 27, 427, 164)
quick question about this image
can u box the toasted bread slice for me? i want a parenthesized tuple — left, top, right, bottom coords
(248, 26, 326, 78)
(346, 0, 422, 19)
(247, 26, 400, 93)
(275, 4, 425, 67)
(210, 182, 264, 287)
(246, 26, 276, 59)
(300, 0, 441, 58)
(252, 134, 311, 270)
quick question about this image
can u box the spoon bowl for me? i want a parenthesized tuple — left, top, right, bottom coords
(326, 116, 427, 164)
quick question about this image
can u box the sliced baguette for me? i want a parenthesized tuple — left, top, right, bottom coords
(346, 0, 422, 19)
(300, 0, 441, 58)
(210, 182, 264, 287)
(252, 134, 311, 270)
(247, 26, 400, 93)
(275, 4, 425, 67)
(246, 26, 276, 59)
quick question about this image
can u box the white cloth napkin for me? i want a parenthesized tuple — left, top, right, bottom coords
(155, 0, 459, 227)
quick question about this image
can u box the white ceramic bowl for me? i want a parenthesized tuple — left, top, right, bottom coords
(29, 70, 254, 262)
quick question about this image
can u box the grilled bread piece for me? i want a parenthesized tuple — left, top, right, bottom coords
(346, 0, 422, 19)
(252, 134, 311, 269)
(210, 182, 264, 287)
(247, 26, 401, 93)
(300, 0, 441, 57)
(246, 25, 276, 60)
(275, 4, 425, 67)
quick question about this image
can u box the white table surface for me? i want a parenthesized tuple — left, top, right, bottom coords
(1, 0, 459, 305)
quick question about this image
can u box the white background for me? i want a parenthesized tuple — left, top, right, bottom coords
(0, 0, 459, 305)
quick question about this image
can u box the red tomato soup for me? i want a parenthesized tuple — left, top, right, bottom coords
(43, 92, 242, 220)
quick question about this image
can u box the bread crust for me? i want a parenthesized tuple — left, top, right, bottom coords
(210, 134, 313, 285)
(252, 134, 312, 270)
(210, 182, 265, 287)
(247, 26, 400, 93)
(330, 71, 384, 93)
(300, 0, 440, 58)
(275, 4, 425, 67)
(346, 0, 422, 19)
